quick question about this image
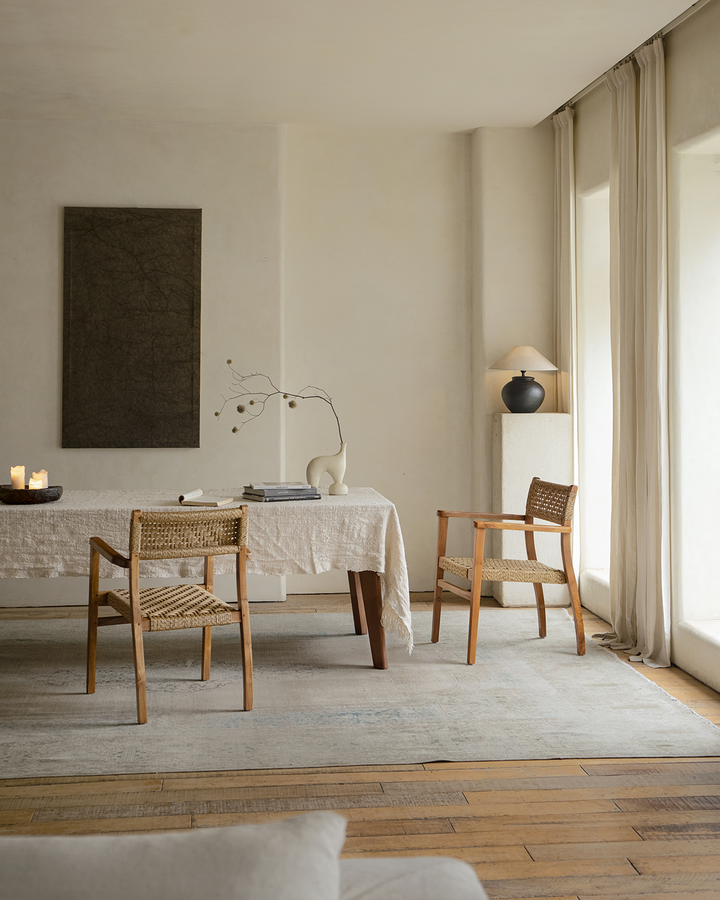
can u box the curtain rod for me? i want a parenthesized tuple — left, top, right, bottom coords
(556, 0, 715, 111)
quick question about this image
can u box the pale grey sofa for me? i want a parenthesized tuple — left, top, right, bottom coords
(0, 812, 488, 900)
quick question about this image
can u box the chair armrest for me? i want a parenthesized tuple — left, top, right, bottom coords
(437, 510, 526, 520)
(474, 521, 571, 533)
(89, 537, 130, 568)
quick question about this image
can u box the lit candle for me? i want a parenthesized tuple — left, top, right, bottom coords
(28, 478, 43, 489)
(10, 465, 24, 490)
(33, 470, 48, 488)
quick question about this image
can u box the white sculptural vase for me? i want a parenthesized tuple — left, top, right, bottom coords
(306, 443, 348, 495)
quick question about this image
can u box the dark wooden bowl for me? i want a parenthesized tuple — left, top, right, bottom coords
(0, 485, 63, 504)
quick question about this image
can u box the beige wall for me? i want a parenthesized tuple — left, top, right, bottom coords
(282, 128, 472, 592)
(0, 120, 285, 492)
(470, 124, 556, 514)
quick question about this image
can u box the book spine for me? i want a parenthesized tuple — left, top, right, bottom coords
(245, 492, 319, 499)
(242, 494, 321, 502)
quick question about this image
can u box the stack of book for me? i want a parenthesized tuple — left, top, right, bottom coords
(242, 482, 321, 502)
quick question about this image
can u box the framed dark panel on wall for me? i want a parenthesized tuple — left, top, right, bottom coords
(62, 207, 202, 448)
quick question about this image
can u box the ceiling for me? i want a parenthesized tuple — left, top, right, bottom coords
(1, 0, 696, 131)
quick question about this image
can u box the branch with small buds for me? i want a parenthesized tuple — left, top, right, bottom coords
(216, 361, 343, 444)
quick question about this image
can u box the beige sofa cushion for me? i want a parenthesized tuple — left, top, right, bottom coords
(340, 857, 488, 900)
(0, 812, 347, 900)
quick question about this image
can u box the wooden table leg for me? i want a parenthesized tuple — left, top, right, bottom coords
(357, 570, 388, 670)
(347, 570, 368, 635)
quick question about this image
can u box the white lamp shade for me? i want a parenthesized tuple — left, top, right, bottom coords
(489, 346, 558, 372)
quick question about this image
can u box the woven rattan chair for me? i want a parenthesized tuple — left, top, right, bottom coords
(86, 506, 253, 724)
(431, 478, 584, 664)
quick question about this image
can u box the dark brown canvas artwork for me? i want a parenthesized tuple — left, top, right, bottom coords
(62, 207, 201, 448)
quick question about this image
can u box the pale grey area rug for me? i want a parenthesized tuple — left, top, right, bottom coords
(1, 609, 718, 777)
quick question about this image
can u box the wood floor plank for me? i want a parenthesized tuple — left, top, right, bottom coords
(424, 760, 600, 771)
(342, 843, 530, 863)
(0, 778, 163, 801)
(475, 859, 637, 880)
(191, 811, 313, 827)
(0, 781, 385, 812)
(527, 838, 720, 861)
(345, 817, 454, 837)
(581, 762, 720, 777)
(330, 805, 720, 828)
(479, 872, 720, 899)
(636, 822, 720, 838)
(463, 784, 720, 806)
(1, 815, 193, 835)
(504, 896, 579, 900)
(163, 772, 403, 791)
(633, 855, 720, 875)
(160, 765, 588, 791)
(342, 832, 533, 853)
(586, 893, 720, 900)
(0, 810, 33, 826)
(446, 800, 620, 818)
(616, 796, 720, 812)
(450, 825, 642, 847)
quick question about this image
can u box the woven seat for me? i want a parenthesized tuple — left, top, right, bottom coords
(439, 556, 567, 584)
(432, 478, 584, 663)
(107, 584, 236, 631)
(87, 506, 253, 724)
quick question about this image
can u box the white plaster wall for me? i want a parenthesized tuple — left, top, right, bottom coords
(666, 0, 720, 151)
(282, 128, 472, 593)
(470, 125, 556, 521)
(574, 84, 611, 196)
(0, 120, 286, 602)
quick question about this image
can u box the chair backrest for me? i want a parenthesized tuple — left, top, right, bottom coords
(129, 507, 249, 560)
(525, 477, 577, 526)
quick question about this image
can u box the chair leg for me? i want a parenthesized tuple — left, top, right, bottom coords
(431, 573, 443, 643)
(238, 609, 253, 710)
(467, 578, 482, 665)
(561, 533, 585, 656)
(201, 627, 212, 681)
(532, 584, 547, 638)
(237, 549, 253, 710)
(467, 525, 486, 665)
(567, 579, 586, 655)
(87, 546, 101, 694)
(431, 515, 449, 643)
(86, 596, 99, 694)
(130, 621, 148, 725)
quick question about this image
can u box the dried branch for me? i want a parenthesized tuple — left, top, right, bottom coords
(216, 362, 343, 444)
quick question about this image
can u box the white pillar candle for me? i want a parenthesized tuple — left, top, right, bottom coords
(28, 478, 43, 489)
(10, 466, 24, 490)
(33, 470, 48, 488)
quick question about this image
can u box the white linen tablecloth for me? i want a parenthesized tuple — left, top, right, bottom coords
(0, 487, 413, 649)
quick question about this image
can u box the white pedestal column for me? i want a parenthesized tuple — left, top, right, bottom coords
(492, 413, 572, 607)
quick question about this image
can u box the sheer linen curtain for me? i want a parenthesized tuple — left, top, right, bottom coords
(604, 38, 671, 668)
(553, 107, 577, 429)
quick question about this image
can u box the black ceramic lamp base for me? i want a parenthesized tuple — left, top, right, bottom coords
(501, 375, 545, 413)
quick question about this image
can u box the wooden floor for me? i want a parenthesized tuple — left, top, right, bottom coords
(2, 595, 720, 899)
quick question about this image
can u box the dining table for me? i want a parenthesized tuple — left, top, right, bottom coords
(0, 486, 414, 667)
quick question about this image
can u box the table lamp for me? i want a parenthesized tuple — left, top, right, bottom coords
(489, 346, 558, 413)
